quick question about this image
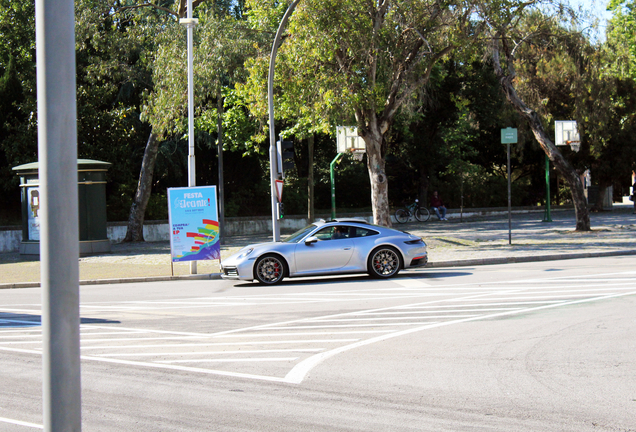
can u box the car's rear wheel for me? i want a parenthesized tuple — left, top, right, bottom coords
(367, 246, 402, 278)
(254, 254, 287, 285)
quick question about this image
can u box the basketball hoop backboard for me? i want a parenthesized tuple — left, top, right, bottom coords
(336, 126, 365, 154)
(555, 120, 580, 151)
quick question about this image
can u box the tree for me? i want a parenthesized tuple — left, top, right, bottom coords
(116, 0, 258, 241)
(244, 0, 474, 226)
(476, 2, 591, 231)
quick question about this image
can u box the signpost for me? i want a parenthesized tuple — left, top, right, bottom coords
(167, 186, 221, 274)
(501, 128, 517, 245)
(331, 127, 365, 219)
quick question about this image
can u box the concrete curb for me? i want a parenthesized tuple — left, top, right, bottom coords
(2, 249, 636, 289)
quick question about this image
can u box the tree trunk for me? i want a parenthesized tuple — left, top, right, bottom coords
(123, 131, 159, 242)
(364, 131, 391, 227)
(492, 42, 590, 231)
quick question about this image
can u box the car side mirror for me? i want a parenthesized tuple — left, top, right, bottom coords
(304, 236, 318, 245)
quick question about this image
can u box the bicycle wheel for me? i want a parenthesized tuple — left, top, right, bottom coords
(395, 209, 409, 224)
(415, 207, 431, 222)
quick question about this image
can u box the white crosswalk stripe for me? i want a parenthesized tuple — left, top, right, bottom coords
(1, 270, 634, 383)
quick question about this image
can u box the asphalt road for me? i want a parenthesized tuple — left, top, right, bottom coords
(1, 256, 635, 431)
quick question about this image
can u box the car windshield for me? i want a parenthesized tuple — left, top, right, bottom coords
(282, 224, 318, 243)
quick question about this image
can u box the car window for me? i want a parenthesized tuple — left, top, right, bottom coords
(351, 227, 379, 238)
(314, 226, 350, 240)
(283, 224, 318, 243)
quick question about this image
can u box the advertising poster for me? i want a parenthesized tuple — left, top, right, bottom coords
(27, 187, 41, 241)
(167, 186, 220, 262)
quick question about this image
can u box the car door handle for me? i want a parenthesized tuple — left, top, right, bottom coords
(344, 247, 352, 250)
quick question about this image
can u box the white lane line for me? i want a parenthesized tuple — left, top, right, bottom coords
(0, 307, 41, 313)
(504, 286, 634, 294)
(213, 330, 393, 338)
(0, 334, 43, 339)
(0, 335, 210, 345)
(0, 346, 41, 355)
(0, 416, 43, 429)
(79, 339, 360, 351)
(309, 315, 478, 322)
(283, 290, 636, 384)
(397, 301, 564, 309)
(82, 325, 221, 337)
(357, 308, 522, 315)
(156, 357, 299, 364)
(99, 348, 325, 358)
(472, 271, 636, 285)
(453, 293, 617, 302)
(78, 354, 291, 383)
(0, 330, 148, 339)
(266, 322, 441, 329)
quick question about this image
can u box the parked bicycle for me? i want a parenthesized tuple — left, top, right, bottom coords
(395, 199, 431, 223)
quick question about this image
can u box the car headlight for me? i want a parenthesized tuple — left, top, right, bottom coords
(238, 248, 254, 259)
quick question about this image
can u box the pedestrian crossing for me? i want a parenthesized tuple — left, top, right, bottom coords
(1, 270, 634, 384)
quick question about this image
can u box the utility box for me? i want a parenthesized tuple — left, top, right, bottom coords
(12, 159, 112, 257)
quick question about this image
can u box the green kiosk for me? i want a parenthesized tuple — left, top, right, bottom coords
(12, 159, 112, 257)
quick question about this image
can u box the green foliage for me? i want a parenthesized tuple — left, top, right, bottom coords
(607, 0, 636, 76)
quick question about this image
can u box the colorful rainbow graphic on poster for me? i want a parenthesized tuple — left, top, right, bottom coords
(173, 219, 220, 262)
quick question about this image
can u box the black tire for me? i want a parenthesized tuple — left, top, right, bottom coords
(367, 246, 402, 278)
(415, 207, 431, 222)
(395, 209, 409, 224)
(254, 254, 287, 285)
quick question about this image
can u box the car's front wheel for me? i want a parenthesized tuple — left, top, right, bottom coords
(367, 246, 402, 278)
(254, 254, 287, 285)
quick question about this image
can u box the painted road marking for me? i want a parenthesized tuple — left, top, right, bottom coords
(0, 416, 42, 429)
(1, 271, 635, 384)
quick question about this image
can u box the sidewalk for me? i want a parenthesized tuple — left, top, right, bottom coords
(1, 206, 635, 288)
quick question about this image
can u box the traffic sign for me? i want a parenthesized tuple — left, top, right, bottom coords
(275, 179, 284, 203)
(501, 127, 518, 144)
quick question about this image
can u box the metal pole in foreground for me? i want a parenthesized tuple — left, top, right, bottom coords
(35, 0, 81, 429)
(268, 0, 300, 241)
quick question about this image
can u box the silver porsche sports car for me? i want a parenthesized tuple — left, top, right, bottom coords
(220, 219, 427, 284)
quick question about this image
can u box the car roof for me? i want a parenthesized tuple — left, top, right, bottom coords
(316, 218, 371, 225)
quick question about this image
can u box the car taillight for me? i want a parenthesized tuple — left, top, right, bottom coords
(404, 239, 424, 245)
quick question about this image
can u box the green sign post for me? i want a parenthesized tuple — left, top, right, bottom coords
(501, 128, 517, 245)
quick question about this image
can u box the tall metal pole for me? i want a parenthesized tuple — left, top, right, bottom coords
(507, 142, 512, 245)
(35, 0, 81, 429)
(183, 0, 197, 272)
(543, 154, 552, 222)
(268, 0, 300, 241)
(330, 153, 344, 219)
(217, 97, 225, 245)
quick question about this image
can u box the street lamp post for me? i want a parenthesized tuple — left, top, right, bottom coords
(180, 0, 198, 273)
(267, 0, 300, 241)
